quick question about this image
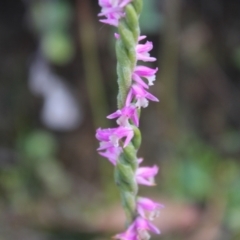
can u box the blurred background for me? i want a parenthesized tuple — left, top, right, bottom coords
(0, 0, 240, 239)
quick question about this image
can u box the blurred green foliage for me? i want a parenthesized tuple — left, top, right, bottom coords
(0, 130, 72, 213)
(42, 30, 74, 65)
(226, 171, 240, 232)
(162, 135, 240, 236)
(163, 137, 215, 201)
(232, 47, 240, 70)
(140, 0, 162, 33)
(31, 0, 74, 64)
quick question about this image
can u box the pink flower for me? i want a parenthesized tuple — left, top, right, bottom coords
(114, 222, 136, 240)
(134, 66, 158, 87)
(126, 84, 159, 108)
(132, 73, 149, 89)
(98, 145, 122, 165)
(114, 34, 156, 63)
(135, 165, 159, 186)
(137, 197, 164, 220)
(138, 158, 143, 164)
(114, 216, 160, 240)
(136, 40, 156, 62)
(107, 105, 139, 127)
(135, 217, 160, 239)
(96, 126, 134, 148)
(98, 0, 132, 26)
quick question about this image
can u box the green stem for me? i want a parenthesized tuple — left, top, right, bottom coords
(114, 0, 143, 225)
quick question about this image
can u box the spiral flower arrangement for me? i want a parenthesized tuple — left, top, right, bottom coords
(96, 1, 164, 239)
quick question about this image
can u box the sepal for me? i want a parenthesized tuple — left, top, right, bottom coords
(132, 125, 142, 150)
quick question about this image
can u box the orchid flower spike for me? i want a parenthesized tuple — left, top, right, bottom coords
(96, 0, 162, 239)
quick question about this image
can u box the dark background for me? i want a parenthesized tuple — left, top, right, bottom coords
(0, 0, 240, 239)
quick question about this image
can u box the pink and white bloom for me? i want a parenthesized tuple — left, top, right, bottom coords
(134, 66, 158, 86)
(136, 40, 156, 62)
(114, 34, 156, 63)
(98, 0, 132, 26)
(135, 218, 160, 240)
(135, 165, 159, 186)
(96, 126, 134, 148)
(115, 216, 160, 240)
(114, 222, 136, 240)
(107, 105, 139, 127)
(132, 73, 149, 89)
(126, 84, 159, 108)
(138, 158, 143, 164)
(98, 145, 122, 165)
(137, 197, 164, 220)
